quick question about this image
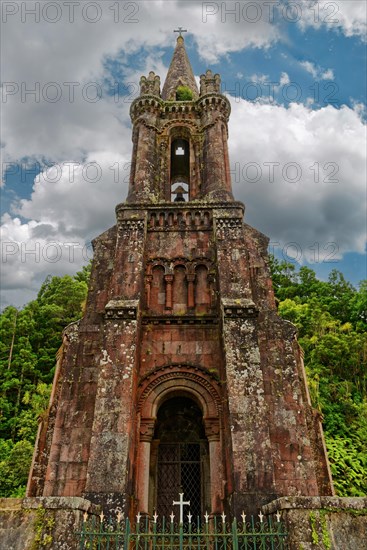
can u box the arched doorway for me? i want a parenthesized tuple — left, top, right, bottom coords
(151, 397, 210, 518)
(137, 366, 223, 517)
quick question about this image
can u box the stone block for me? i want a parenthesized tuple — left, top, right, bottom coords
(263, 497, 367, 550)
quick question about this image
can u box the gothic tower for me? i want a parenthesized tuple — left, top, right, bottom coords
(27, 35, 333, 516)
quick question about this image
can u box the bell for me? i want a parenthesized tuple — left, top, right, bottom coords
(173, 185, 186, 202)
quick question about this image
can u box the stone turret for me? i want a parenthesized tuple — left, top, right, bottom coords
(200, 69, 221, 95)
(139, 71, 161, 96)
(127, 34, 233, 203)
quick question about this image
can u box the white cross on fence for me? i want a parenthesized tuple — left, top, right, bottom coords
(172, 493, 190, 524)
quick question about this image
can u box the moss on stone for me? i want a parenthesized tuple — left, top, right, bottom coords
(309, 511, 319, 545)
(31, 506, 55, 549)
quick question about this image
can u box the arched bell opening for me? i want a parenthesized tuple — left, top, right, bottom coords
(170, 138, 189, 202)
(150, 396, 210, 519)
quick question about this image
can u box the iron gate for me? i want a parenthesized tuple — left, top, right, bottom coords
(157, 443, 203, 518)
(77, 513, 288, 550)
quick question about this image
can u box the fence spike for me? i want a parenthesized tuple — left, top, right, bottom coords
(187, 512, 192, 524)
(83, 511, 88, 523)
(276, 510, 281, 522)
(136, 512, 141, 523)
(204, 511, 209, 523)
(258, 511, 264, 523)
(100, 511, 104, 523)
(221, 512, 226, 523)
(170, 512, 175, 523)
(153, 511, 158, 523)
(241, 512, 246, 524)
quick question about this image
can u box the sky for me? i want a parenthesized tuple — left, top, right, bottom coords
(1, 0, 366, 309)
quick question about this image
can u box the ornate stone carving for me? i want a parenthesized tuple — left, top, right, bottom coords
(221, 298, 258, 318)
(105, 299, 139, 320)
(138, 364, 222, 417)
(204, 417, 220, 441)
(140, 418, 156, 442)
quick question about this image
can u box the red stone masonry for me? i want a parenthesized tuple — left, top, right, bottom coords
(27, 36, 334, 517)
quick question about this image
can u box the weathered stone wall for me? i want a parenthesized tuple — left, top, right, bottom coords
(213, 208, 332, 514)
(263, 496, 367, 550)
(0, 497, 99, 550)
(28, 201, 333, 516)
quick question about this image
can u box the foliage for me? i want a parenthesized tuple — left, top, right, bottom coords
(0, 264, 90, 497)
(176, 85, 193, 101)
(271, 258, 367, 496)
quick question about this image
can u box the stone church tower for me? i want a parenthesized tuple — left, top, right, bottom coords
(27, 35, 333, 517)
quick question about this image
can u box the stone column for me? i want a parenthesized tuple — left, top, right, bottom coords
(205, 418, 222, 514)
(165, 274, 174, 310)
(137, 419, 155, 514)
(145, 275, 152, 308)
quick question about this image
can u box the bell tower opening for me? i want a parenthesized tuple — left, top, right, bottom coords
(150, 396, 210, 519)
(171, 138, 190, 201)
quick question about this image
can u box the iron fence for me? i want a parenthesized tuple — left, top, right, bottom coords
(77, 511, 288, 550)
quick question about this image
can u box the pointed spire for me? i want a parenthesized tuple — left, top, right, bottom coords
(161, 36, 199, 101)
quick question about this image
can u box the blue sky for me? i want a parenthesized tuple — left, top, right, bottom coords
(1, 0, 366, 308)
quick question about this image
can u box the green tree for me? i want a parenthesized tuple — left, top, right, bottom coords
(272, 258, 367, 496)
(0, 266, 90, 497)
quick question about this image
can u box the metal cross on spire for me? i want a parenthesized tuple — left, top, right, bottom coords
(174, 27, 187, 37)
(172, 493, 190, 524)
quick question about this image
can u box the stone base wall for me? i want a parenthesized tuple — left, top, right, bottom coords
(1, 496, 366, 549)
(0, 497, 99, 550)
(262, 496, 367, 550)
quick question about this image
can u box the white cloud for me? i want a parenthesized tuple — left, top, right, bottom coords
(300, 61, 334, 80)
(279, 72, 290, 86)
(1, 1, 366, 307)
(1, 0, 287, 307)
(249, 74, 270, 84)
(1, 0, 284, 176)
(298, 0, 367, 40)
(1, 152, 128, 308)
(228, 101, 366, 262)
(322, 68, 335, 80)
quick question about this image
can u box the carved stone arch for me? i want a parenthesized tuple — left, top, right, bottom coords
(172, 257, 188, 270)
(160, 119, 200, 135)
(149, 258, 169, 271)
(138, 364, 221, 421)
(192, 257, 212, 271)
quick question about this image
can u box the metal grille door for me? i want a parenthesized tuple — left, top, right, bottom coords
(157, 443, 202, 519)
